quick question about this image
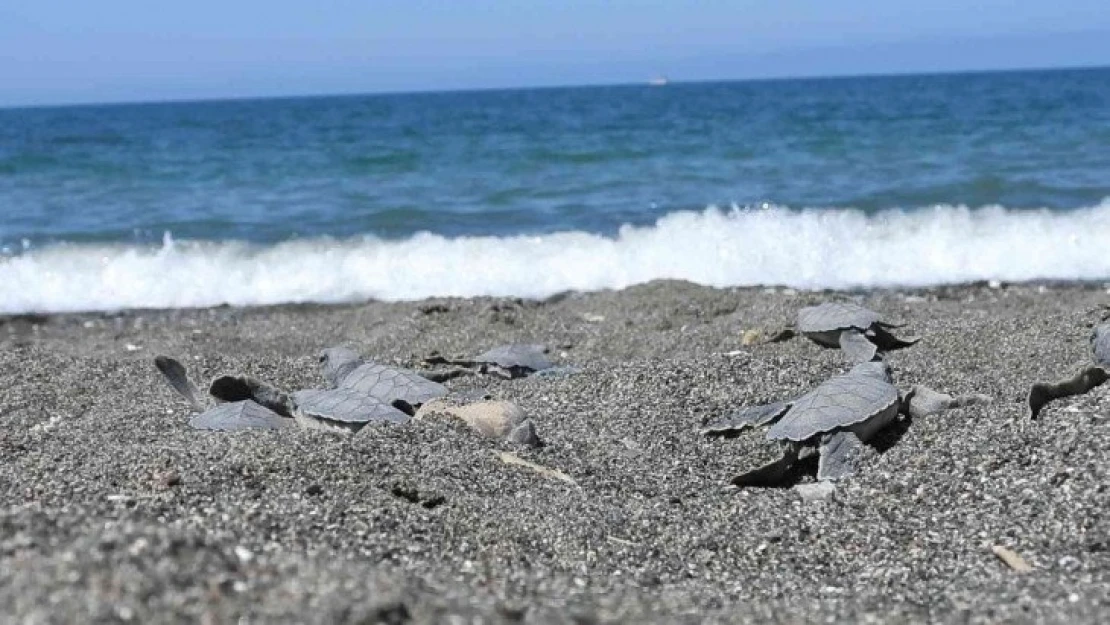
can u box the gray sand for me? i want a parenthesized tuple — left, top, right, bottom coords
(1, 280, 1108, 623)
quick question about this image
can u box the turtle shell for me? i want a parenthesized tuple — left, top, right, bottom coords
(189, 400, 291, 431)
(766, 371, 899, 442)
(474, 344, 553, 372)
(292, 388, 411, 425)
(338, 362, 447, 406)
(796, 302, 884, 334)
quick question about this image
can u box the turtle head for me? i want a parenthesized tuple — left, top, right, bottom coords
(318, 346, 362, 385)
(849, 359, 894, 383)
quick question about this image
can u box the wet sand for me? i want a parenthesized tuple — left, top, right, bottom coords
(1, 280, 1108, 624)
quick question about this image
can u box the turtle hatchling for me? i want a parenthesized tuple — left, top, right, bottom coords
(319, 346, 448, 410)
(425, 343, 555, 379)
(154, 356, 291, 432)
(703, 360, 989, 486)
(1028, 322, 1110, 419)
(791, 302, 919, 363)
(154, 355, 410, 434)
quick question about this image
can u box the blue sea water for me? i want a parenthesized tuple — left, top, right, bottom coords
(1, 67, 1109, 313)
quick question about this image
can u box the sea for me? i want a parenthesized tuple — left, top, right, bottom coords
(1, 67, 1109, 314)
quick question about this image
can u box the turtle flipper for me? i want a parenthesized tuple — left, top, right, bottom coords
(702, 400, 793, 436)
(868, 326, 920, 351)
(209, 375, 295, 417)
(875, 320, 908, 330)
(188, 400, 290, 431)
(154, 356, 207, 413)
(838, 330, 878, 363)
(731, 443, 803, 487)
(817, 430, 865, 481)
(903, 384, 992, 419)
(763, 327, 796, 344)
(419, 367, 476, 383)
(1028, 365, 1110, 419)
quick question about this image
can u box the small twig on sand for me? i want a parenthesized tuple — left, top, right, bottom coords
(494, 451, 579, 488)
(991, 545, 1032, 572)
(606, 536, 639, 547)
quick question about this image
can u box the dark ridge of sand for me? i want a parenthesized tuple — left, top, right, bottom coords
(1, 280, 1108, 624)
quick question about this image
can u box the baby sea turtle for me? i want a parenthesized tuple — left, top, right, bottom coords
(154, 356, 290, 432)
(316, 347, 544, 444)
(779, 302, 919, 363)
(154, 356, 409, 434)
(319, 346, 448, 409)
(424, 344, 555, 379)
(1028, 323, 1110, 419)
(703, 360, 989, 486)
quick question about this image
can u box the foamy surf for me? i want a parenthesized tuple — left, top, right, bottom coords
(2, 203, 1109, 314)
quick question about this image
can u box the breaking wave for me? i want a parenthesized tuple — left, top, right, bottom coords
(2, 203, 1109, 314)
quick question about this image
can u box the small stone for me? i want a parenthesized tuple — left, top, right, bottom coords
(415, 399, 528, 439)
(508, 420, 542, 448)
(1058, 555, 1081, 572)
(991, 545, 1032, 572)
(128, 538, 149, 557)
(234, 546, 253, 564)
(156, 470, 181, 489)
(762, 529, 784, 543)
(794, 482, 836, 502)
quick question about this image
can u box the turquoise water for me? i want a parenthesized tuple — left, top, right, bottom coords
(1, 67, 1109, 312)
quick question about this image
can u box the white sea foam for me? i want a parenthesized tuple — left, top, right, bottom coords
(2, 203, 1109, 314)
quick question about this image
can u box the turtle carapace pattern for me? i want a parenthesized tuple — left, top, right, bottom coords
(292, 388, 411, 432)
(319, 347, 448, 407)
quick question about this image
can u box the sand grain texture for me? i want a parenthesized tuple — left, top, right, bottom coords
(1, 280, 1108, 623)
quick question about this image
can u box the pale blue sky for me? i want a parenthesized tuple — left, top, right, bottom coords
(2, 1, 1109, 106)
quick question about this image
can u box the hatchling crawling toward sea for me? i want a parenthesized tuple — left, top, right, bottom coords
(423, 343, 557, 380)
(154, 348, 543, 446)
(154, 356, 410, 434)
(774, 301, 920, 363)
(703, 360, 989, 487)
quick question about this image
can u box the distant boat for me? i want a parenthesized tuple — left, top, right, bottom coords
(648, 76, 669, 87)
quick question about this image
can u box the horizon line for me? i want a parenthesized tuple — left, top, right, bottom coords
(2, 62, 1108, 112)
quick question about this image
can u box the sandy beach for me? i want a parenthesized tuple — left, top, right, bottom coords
(1, 280, 1108, 624)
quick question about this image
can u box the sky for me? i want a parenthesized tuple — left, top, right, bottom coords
(1, 0, 1109, 106)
